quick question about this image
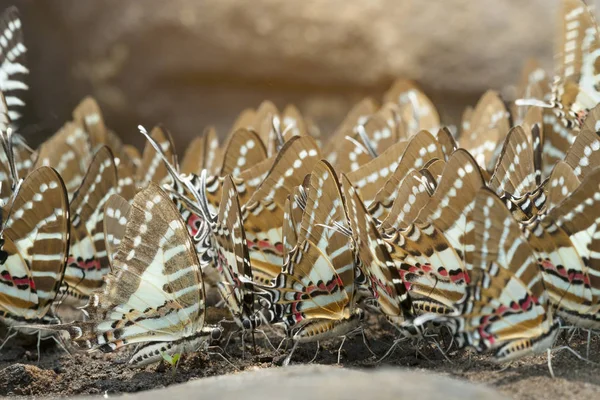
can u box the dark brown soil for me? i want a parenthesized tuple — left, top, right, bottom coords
(1, 315, 599, 399)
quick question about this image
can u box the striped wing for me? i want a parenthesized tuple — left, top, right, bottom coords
(529, 167, 600, 327)
(259, 161, 358, 337)
(252, 100, 280, 156)
(542, 108, 578, 176)
(57, 184, 205, 353)
(552, 0, 600, 128)
(416, 149, 486, 264)
(62, 146, 119, 303)
(103, 193, 131, 266)
(281, 186, 305, 262)
(0, 7, 27, 124)
(243, 136, 320, 284)
(214, 175, 255, 329)
(346, 140, 408, 205)
(389, 152, 483, 315)
(380, 170, 431, 233)
(368, 130, 445, 221)
(489, 126, 545, 222)
(458, 188, 557, 361)
(0, 166, 70, 320)
(489, 126, 539, 198)
(341, 174, 411, 327)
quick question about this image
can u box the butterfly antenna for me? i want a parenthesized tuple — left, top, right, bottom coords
(138, 124, 185, 190)
(294, 185, 308, 211)
(344, 135, 371, 157)
(515, 98, 554, 108)
(271, 115, 286, 151)
(355, 122, 379, 158)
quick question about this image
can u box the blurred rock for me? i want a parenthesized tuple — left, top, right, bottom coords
(0, 0, 586, 149)
(86, 365, 507, 400)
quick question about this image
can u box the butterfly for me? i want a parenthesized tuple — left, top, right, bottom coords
(417, 188, 559, 362)
(340, 174, 414, 332)
(527, 166, 600, 329)
(255, 161, 361, 362)
(242, 136, 321, 284)
(37, 183, 221, 366)
(0, 165, 70, 340)
(59, 146, 119, 307)
(0, 6, 27, 125)
(137, 126, 265, 285)
(551, 0, 600, 129)
(384, 150, 482, 316)
(537, 0, 600, 174)
(180, 173, 258, 331)
(488, 126, 545, 223)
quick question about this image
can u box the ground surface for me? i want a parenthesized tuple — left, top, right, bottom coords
(1, 316, 599, 400)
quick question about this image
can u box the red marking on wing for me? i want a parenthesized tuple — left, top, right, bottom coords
(68, 257, 101, 271)
(1, 271, 36, 290)
(186, 213, 203, 237)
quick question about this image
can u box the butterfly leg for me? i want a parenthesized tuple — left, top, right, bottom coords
(566, 326, 579, 344)
(0, 328, 18, 352)
(547, 348, 555, 379)
(336, 337, 346, 364)
(50, 333, 72, 358)
(425, 333, 453, 364)
(376, 336, 407, 363)
(552, 345, 599, 365)
(359, 328, 377, 358)
(240, 331, 246, 359)
(207, 346, 239, 371)
(276, 336, 288, 352)
(282, 340, 299, 366)
(36, 330, 42, 363)
(586, 329, 592, 359)
(251, 329, 257, 355)
(254, 329, 277, 351)
(309, 341, 320, 363)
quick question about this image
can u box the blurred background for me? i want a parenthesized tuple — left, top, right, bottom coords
(0, 0, 592, 149)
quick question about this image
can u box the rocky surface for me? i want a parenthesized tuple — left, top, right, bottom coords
(2, 0, 574, 148)
(83, 365, 508, 400)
